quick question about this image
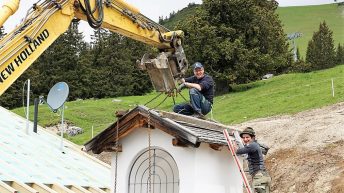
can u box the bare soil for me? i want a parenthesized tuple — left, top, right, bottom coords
(233, 102, 344, 193)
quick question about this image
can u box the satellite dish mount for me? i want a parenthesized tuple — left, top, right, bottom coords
(47, 82, 69, 153)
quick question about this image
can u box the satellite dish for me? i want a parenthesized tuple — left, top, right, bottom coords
(47, 82, 69, 111)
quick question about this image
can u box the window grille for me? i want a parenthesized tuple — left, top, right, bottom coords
(128, 148, 179, 193)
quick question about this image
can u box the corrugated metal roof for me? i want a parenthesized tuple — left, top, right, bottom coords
(0, 106, 111, 189)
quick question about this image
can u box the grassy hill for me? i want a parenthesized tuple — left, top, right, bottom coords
(160, 4, 200, 30)
(12, 64, 344, 145)
(277, 3, 344, 57)
(162, 3, 344, 57)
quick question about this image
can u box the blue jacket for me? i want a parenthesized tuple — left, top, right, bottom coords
(185, 74, 214, 104)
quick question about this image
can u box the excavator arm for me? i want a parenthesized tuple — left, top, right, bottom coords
(0, 0, 188, 96)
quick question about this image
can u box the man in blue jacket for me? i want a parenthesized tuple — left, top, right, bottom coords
(236, 127, 271, 193)
(173, 62, 214, 119)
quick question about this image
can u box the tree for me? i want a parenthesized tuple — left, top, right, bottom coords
(158, 16, 164, 24)
(306, 21, 336, 70)
(176, 0, 291, 93)
(187, 3, 196, 8)
(288, 47, 313, 73)
(89, 31, 152, 98)
(31, 21, 88, 100)
(0, 66, 39, 109)
(296, 47, 301, 61)
(336, 43, 344, 64)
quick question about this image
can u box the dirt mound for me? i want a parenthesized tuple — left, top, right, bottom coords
(266, 141, 344, 193)
(233, 102, 344, 193)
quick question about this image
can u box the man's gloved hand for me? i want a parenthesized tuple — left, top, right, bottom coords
(177, 83, 186, 92)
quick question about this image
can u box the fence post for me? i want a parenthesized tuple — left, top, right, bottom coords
(331, 78, 335, 97)
(92, 125, 94, 138)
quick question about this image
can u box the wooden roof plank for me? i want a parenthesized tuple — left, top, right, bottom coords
(158, 117, 198, 144)
(26, 182, 58, 193)
(66, 185, 93, 193)
(84, 109, 140, 151)
(100, 187, 110, 193)
(138, 106, 199, 144)
(44, 183, 75, 193)
(97, 117, 144, 154)
(0, 180, 18, 193)
(83, 186, 107, 193)
(159, 111, 236, 132)
(3, 181, 38, 193)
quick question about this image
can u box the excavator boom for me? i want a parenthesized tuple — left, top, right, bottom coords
(0, 0, 188, 96)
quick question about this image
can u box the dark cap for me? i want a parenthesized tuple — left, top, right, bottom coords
(240, 127, 255, 137)
(193, 62, 203, 70)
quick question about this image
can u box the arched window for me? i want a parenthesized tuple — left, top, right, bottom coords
(128, 147, 179, 193)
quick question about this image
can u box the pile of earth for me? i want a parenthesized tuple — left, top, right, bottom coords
(233, 102, 344, 193)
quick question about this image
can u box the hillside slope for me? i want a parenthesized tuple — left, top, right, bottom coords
(163, 3, 344, 57)
(233, 102, 344, 193)
(160, 4, 200, 29)
(12, 64, 344, 145)
(277, 3, 344, 57)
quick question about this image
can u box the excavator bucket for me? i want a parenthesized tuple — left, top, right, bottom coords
(138, 52, 187, 93)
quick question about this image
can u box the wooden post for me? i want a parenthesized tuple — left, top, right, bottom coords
(91, 125, 94, 138)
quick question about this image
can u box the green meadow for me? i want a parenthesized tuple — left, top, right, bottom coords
(12, 64, 344, 145)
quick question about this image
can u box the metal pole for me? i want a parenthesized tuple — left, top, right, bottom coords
(33, 98, 39, 133)
(293, 40, 297, 62)
(26, 79, 30, 135)
(331, 78, 335, 97)
(60, 104, 65, 152)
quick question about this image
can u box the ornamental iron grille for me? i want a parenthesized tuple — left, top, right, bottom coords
(128, 147, 180, 193)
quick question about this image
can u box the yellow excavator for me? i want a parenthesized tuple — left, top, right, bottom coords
(0, 0, 189, 96)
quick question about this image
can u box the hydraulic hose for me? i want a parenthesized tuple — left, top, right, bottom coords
(79, 0, 104, 28)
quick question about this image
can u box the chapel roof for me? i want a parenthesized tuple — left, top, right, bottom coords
(84, 105, 236, 154)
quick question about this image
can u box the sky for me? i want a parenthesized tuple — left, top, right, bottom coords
(1, 0, 339, 41)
